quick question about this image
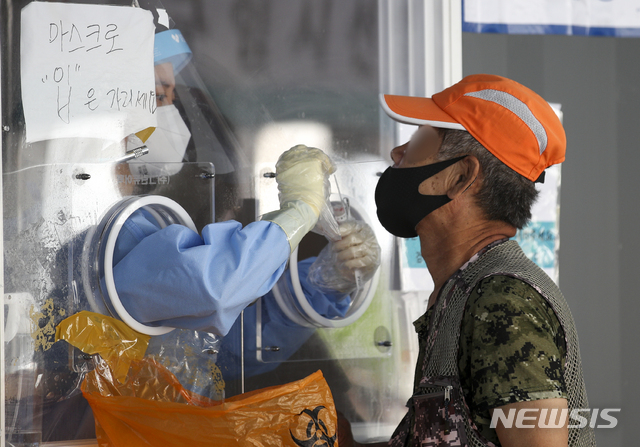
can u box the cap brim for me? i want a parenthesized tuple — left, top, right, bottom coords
(380, 94, 466, 130)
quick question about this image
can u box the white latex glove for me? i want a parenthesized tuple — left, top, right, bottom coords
(307, 220, 381, 293)
(275, 145, 335, 215)
(333, 221, 380, 276)
(261, 145, 336, 251)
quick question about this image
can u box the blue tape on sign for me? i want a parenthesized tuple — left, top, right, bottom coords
(570, 26, 640, 37)
(462, 22, 572, 35)
(404, 237, 426, 269)
(513, 221, 557, 270)
(154, 29, 192, 74)
(462, 21, 640, 37)
(461, 0, 640, 37)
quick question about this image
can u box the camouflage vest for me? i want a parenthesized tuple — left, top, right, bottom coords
(389, 240, 596, 447)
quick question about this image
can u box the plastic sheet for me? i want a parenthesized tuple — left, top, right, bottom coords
(55, 311, 151, 384)
(146, 329, 225, 400)
(82, 360, 338, 447)
(308, 219, 381, 293)
(55, 311, 338, 446)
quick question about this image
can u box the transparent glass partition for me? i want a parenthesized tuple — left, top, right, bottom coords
(3, 162, 214, 443)
(2, 0, 423, 445)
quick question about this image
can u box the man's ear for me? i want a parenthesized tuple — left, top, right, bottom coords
(446, 155, 480, 199)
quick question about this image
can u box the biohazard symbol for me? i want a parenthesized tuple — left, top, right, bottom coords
(290, 406, 337, 447)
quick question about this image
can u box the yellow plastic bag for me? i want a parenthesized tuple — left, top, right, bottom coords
(82, 356, 339, 447)
(55, 311, 150, 383)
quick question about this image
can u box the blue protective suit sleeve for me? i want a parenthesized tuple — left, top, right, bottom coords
(216, 258, 352, 380)
(285, 257, 351, 318)
(111, 210, 291, 336)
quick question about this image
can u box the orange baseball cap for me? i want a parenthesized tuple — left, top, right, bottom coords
(380, 74, 566, 182)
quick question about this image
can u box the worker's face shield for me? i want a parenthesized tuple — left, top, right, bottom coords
(126, 26, 249, 225)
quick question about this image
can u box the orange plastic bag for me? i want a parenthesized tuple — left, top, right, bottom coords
(82, 356, 339, 447)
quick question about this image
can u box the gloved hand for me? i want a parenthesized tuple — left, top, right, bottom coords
(261, 145, 336, 251)
(333, 220, 380, 278)
(275, 144, 335, 215)
(307, 219, 381, 294)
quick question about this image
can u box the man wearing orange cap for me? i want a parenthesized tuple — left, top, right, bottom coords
(341, 75, 595, 447)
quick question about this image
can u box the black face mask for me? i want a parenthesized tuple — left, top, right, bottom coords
(374, 156, 466, 238)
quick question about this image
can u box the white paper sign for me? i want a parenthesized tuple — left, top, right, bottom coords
(464, 0, 640, 35)
(21, 2, 156, 143)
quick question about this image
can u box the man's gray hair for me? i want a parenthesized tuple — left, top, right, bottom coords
(436, 129, 538, 229)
